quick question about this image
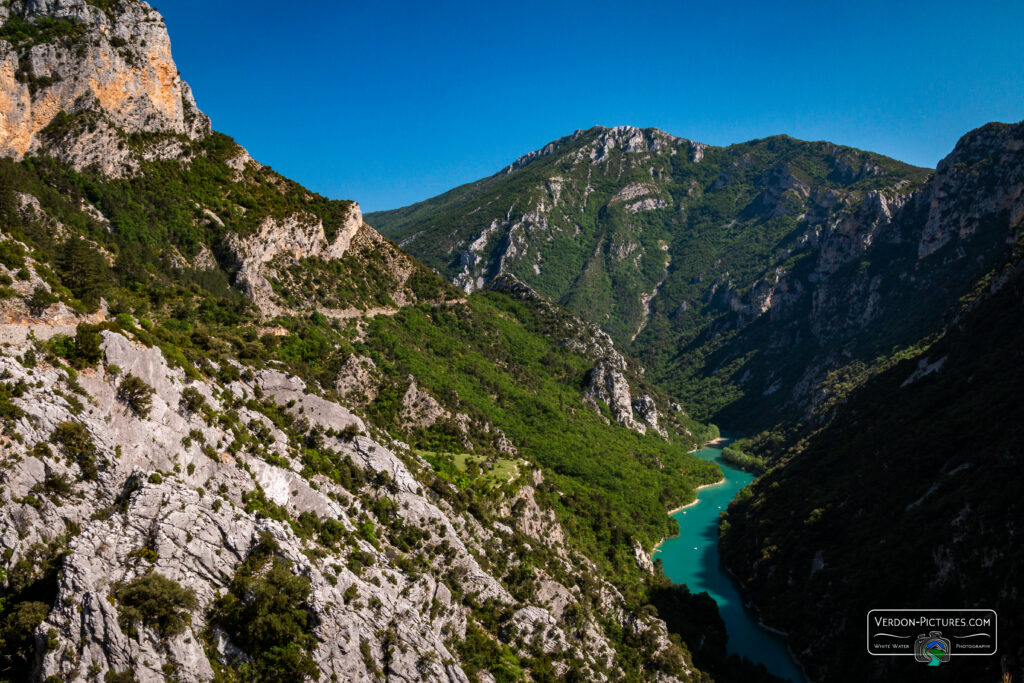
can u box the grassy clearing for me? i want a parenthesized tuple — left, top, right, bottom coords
(417, 449, 524, 489)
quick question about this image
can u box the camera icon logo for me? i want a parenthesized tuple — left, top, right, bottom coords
(914, 631, 951, 666)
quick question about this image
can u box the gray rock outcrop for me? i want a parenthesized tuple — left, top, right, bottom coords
(335, 353, 380, 404)
(585, 358, 645, 434)
(399, 375, 450, 429)
(632, 394, 666, 438)
(227, 207, 363, 315)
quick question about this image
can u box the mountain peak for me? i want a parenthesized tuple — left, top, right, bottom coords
(503, 124, 704, 175)
(582, 124, 703, 163)
(587, 124, 687, 143)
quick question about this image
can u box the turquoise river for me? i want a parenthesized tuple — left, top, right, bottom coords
(654, 440, 806, 682)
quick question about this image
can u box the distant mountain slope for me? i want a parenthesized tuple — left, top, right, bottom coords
(719, 224, 1024, 683)
(365, 126, 930, 426)
(368, 123, 1023, 434)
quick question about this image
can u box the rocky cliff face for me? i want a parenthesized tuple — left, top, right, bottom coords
(697, 120, 1024, 428)
(226, 205, 363, 315)
(0, 0, 209, 175)
(915, 122, 1024, 258)
(0, 320, 693, 681)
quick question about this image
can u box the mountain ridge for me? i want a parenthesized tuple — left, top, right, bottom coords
(377, 125, 917, 220)
(366, 122, 979, 431)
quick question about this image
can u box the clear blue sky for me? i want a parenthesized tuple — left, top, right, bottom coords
(158, 0, 1024, 212)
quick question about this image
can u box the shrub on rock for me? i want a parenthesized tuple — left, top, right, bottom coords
(118, 373, 154, 417)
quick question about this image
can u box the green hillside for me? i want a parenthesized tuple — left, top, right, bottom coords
(0, 110, 757, 682)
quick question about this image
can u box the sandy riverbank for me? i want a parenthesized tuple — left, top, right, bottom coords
(688, 436, 729, 453)
(668, 437, 731, 513)
(667, 475, 726, 514)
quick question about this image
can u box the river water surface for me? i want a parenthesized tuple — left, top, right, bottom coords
(654, 441, 805, 682)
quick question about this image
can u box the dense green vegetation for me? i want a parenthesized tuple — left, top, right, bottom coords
(0, 13, 87, 59)
(719, 444, 766, 473)
(50, 420, 99, 480)
(0, 125, 450, 326)
(0, 137, 250, 320)
(270, 243, 459, 312)
(357, 293, 719, 585)
(111, 573, 198, 638)
(418, 449, 522, 490)
(0, 537, 69, 682)
(455, 623, 527, 683)
(116, 373, 154, 417)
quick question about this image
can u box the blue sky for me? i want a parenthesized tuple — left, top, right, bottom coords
(158, 1, 1024, 212)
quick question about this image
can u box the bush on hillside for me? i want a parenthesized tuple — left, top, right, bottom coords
(111, 572, 197, 638)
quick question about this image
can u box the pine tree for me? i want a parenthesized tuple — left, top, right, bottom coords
(0, 167, 20, 231)
(57, 237, 109, 310)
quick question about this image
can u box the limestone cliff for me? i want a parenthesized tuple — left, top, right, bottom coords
(226, 205, 364, 315)
(0, 0, 209, 175)
(0, 322, 691, 681)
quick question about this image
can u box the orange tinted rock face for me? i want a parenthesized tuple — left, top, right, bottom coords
(145, 42, 182, 118)
(0, 46, 32, 157)
(0, 0, 209, 172)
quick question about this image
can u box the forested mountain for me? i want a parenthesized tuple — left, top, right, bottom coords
(369, 124, 1021, 435)
(2, 1, 1021, 682)
(0, 2, 767, 681)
